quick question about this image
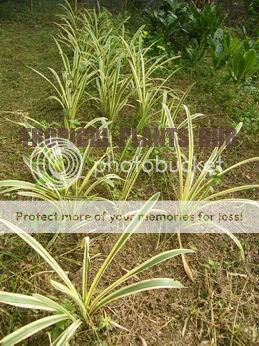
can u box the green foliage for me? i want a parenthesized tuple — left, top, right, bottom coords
(232, 84, 259, 135)
(0, 117, 121, 202)
(188, 3, 223, 45)
(209, 29, 231, 69)
(145, 0, 191, 53)
(245, 0, 259, 34)
(162, 93, 259, 202)
(241, 102, 259, 134)
(209, 29, 259, 82)
(229, 45, 258, 82)
(145, 1, 223, 65)
(32, 2, 178, 130)
(32, 41, 95, 129)
(181, 3, 222, 65)
(185, 39, 206, 66)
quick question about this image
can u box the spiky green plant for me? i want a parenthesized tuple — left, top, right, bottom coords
(57, 0, 80, 50)
(0, 194, 192, 345)
(122, 29, 179, 132)
(0, 115, 155, 204)
(32, 40, 95, 129)
(58, 2, 119, 53)
(120, 146, 153, 201)
(162, 94, 259, 279)
(93, 36, 131, 122)
(80, 7, 113, 41)
(0, 118, 118, 202)
(55, 2, 131, 126)
(36, 3, 179, 132)
(77, 6, 131, 123)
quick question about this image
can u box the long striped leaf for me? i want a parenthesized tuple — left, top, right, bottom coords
(206, 185, 259, 200)
(54, 320, 82, 346)
(92, 278, 183, 313)
(0, 292, 54, 312)
(82, 237, 90, 302)
(50, 280, 88, 322)
(0, 220, 77, 295)
(208, 222, 245, 260)
(0, 314, 69, 346)
(85, 192, 160, 305)
(91, 248, 193, 308)
(33, 294, 76, 320)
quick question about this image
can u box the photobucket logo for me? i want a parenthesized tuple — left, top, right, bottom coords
(94, 155, 223, 175)
(29, 137, 82, 190)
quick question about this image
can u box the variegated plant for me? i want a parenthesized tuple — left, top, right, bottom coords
(162, 93, 259, 280)
(31, 40, 95, 129)
(0, 118, 118, 202)
(0, 194, 192, 345)
(122, 28, 179, 133)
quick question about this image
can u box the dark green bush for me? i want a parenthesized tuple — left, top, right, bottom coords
(144, 0, 223, 64)
(209, 29, 259, 82)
